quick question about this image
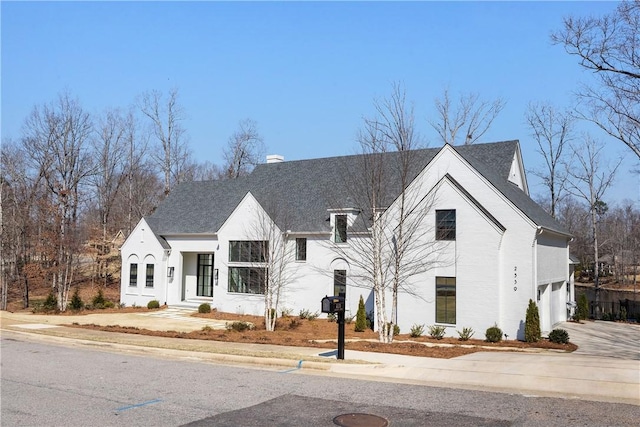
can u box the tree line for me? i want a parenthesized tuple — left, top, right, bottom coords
(0, 89, 265, 310)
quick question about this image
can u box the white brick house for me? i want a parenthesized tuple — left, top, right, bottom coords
(120, 140, 573, 339)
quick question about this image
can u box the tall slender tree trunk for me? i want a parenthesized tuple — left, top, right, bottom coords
(592, 207, 600, 319)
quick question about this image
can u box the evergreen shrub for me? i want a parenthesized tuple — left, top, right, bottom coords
(354, 295, 367, 332)
(524, 299, 541, 343)
(69, 288, 84, 311)
(485, 324, 503, 343)
(548, 328, 570, 344)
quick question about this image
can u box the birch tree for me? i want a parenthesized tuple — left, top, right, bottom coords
(430, 87, 505, 145)
(525, 102, 575, 218)
(337, 83, 438, 343)
(567, 136, 622, 318)
(250, 204, 297, 331)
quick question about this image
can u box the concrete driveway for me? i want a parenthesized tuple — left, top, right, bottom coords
(559, 320, 640, 360)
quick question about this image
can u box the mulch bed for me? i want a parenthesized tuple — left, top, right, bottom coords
(67, 310, 577, 359)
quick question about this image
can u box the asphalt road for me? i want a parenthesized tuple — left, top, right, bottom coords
(1, 332, 637, 427)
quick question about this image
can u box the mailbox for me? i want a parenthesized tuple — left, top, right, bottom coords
(321, 295, 345, 313)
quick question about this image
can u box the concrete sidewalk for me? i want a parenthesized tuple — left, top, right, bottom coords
(1, 310, 638, 405)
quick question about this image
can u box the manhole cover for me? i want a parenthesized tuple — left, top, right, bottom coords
(333, 413, 389, 427)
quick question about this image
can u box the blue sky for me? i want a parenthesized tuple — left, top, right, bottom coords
(1, 1, 637, 205)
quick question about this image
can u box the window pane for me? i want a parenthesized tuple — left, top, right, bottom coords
(146, 264, 154, 288)
(334, 215, 347, 243)
(129, 263, 137, 287)
(229, 241, 240, 262)
(230, 241, 268, 262)
(228, 267, 266, 294)
(436, 210, 456, 240)
(334, 269, 346, 296)
(296, 238, 307, 261)
(435, 277, 456, 324)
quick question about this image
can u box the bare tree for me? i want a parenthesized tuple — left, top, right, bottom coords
(336, 83, 438, 343)
(222, 119, 265, 179)
(139, 88, 190, 195)
(430, 87, 505, 145)
(553, 0, 640, 159)
(176, 159, 224, 182)
(525, 102, 575, 218)
(22, 92, 94, 311)
(566, 136, 622, 318)
(89, 108, 132, 286)
(248, 203, 298, 331)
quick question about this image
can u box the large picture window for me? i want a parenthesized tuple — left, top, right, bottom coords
(296, 238, 307, 261)
(436, 209, 456, 240)
(145, 264, 155, 288)
(334, 215, 347, 243)
(197, 254, 214, 297)
(229, 241, 268, 262)
(436, 277, 456, 324)
(228, 267, 267, 294)
(129, 263, 138, 287)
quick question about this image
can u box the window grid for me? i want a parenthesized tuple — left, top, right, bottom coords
(145, 264, 154, 288)
(229, 241, 269, 263)
(334, 269, 346, 296)
(435, 276, 456, 324)
(436, 209, 456, 240)
(197, 254, 214, 297)
(228, 267, 267, 294)
(129, 263, 137, 287)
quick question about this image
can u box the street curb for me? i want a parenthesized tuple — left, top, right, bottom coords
(1, 326, 337, 372)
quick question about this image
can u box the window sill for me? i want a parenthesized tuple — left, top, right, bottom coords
(227, 292, 265, 297)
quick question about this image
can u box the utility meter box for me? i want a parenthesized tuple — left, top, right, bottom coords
(321, 295, 345, 313)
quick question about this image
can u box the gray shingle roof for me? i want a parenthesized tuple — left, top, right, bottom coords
(146, 140, 571, 237)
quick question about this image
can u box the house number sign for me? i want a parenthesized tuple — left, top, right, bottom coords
(513, 266, 517, 291)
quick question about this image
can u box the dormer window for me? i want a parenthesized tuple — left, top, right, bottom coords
(334, 215, 347, 243)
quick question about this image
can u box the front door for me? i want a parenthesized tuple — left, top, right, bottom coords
(197, 253, 214, 297)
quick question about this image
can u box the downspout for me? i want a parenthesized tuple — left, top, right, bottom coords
(164, 249, 171, 306)
(532, 227, 543, 302)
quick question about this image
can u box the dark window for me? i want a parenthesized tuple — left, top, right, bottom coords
(334, 215, 347, 243)
(145, 264, 154, 288)
(334, 269, 346, 296)
(229, 241, 268, 263)
(436, 277, 456, 324)
(129, 263, 137, 287)
(197, 254, 214, 297)
(228, 267, 267, 294)
(436, 209, 456, 240)
(296, 238, 307, 261)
